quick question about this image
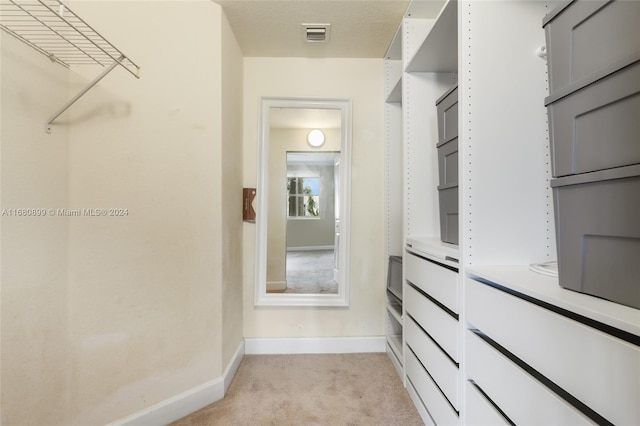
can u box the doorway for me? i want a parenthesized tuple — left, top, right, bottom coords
(284, 152, 340, 294)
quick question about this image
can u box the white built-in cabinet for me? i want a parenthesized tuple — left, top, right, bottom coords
(384, 1, 640, 424)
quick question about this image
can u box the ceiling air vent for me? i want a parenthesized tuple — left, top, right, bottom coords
(302, 23, 331, 42)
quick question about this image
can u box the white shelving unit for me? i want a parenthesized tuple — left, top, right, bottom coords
(460, 0, 555, 270)
(384, 19, 405, 379)
(384, 30, 403, 104)
(402, 19, 455, 243)
(384, 1, 640, 424)
(385, 302, 403, 375)
(405, 0, 457, 73)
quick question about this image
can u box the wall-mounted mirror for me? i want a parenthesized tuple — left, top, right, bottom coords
(255, 98, 351, 306)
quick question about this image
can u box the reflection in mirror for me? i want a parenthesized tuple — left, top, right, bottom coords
(255, 98, 351, 307)
(279, 152, 340, 294)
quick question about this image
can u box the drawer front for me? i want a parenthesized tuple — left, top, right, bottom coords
(466, 277, 640, 425)
(466, 329, 592, 425)
(405, 380, 436, 426)
(405, 316, 460, 410)
(405, 251, 459, 313)
(405, 283, 459, 362)
(464, 381, 510, 426)
(405, 348, 459, 426)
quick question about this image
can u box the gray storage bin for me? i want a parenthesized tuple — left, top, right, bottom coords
(436, 85, 458, 143)
(551, 164, 640, 310)
(543, 0, 640, 94)
(438, 183, 458, 245)
(546, 57, 640, 177)
(437, 137, 458, 187)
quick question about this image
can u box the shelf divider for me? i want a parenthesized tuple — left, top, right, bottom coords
(405, 0, 458, 73)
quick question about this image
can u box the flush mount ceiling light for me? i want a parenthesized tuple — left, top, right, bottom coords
(307, 129, 325, 147)
(302, 23, 331, 42)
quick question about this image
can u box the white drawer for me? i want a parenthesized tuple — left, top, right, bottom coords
(406, 316, 460, 410)
(405, 283, 460, 362)
(406, 380, 436, 426)
(405, 251, 459, 313)
(464, 380, 510, 426)
(466, 329, 592, 425)
(405, 347, 459, 426)
(466, 277, 640, 425)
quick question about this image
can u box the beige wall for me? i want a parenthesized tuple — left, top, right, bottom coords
(2, 3, 386, 424)
(1, 32, 71, 425)
(220, 10, 244, 370)
(243, 57, 386, 337)
(1, 1, 243, 424)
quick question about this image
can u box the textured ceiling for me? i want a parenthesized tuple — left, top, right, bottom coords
(215, 0, 415, 58)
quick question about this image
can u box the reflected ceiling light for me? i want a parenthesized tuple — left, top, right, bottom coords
(307, 129, 325, 147)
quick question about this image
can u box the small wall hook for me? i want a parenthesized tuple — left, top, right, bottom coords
(536, 45, 547, 60)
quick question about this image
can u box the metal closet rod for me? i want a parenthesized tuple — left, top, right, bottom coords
(45, 54, 127, 134)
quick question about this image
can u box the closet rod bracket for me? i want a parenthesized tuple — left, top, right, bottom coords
(45, 54, 127, 134)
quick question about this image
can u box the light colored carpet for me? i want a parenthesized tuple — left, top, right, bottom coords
(170, 353, 423, 425)
(284, 250, 338, 294)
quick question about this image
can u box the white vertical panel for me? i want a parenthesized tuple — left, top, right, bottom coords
(385, 60, 403, 102)
(385, 100, 403, 257)
(384, 30, 405, 383)
(459, 1, 557, 267)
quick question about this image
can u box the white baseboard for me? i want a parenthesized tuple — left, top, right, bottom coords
(223, 340, 244, 394)
(244, 336, 386, 354)
(110, 340, 244, 426)
(109, 337, 385, 425)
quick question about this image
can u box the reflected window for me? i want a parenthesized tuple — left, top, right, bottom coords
(287, 176, 320, 218)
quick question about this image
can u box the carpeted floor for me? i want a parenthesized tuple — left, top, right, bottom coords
(170, 353, 423, 425)
(284, 250, 338, 294)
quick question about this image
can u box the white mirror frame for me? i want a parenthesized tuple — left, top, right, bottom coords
(255, 97, 352, 307)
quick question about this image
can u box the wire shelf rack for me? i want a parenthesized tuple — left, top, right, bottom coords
(1, 0, 140, 132)
(0, 0, 139, 78)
